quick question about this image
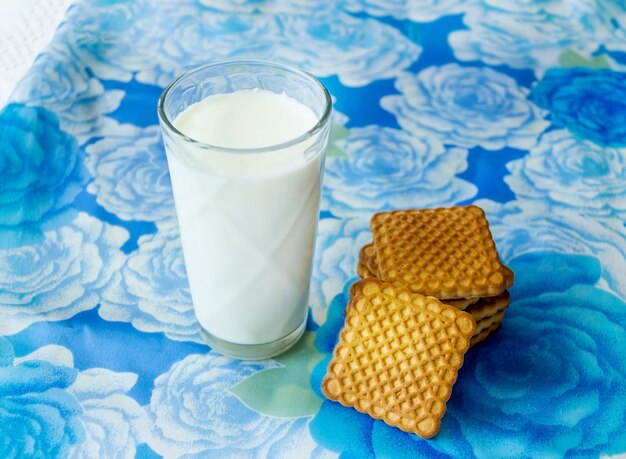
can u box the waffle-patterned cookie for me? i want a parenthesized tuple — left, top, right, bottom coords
(347, 282, 507, 345)
(474, 309, 505, 336)
(352, 273, 480, 310)
(357, 261, 375, 279)
(440, 296, 480, 310)
(502, 265, 515, 289)
(358, 243, 480, 309)
(322, 279, 476, 438)
(357, 241, 512, 307)
(370, 206, 508, 299)
(465, 290, 510, 322)
(362, 243, 380, 278)
(465, 291, 509, 346)
(470, 321, 502, 347)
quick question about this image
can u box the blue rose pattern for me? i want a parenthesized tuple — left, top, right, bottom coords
(61, 0, 420, 88)
(131, 6, 279, 87)
(0, 213, 127, 334)
(3, 0, 626, 457)
(0, 104, 87, 247)
(604, 3, 626, 56)
(59, 0, 147, 83)
(145, 352, 322, 457)
(532, 67, 626, 147)
(0, 338, 83, 458)
(381, 65, 549, 150)
(197, 0, 325, 14)
(448, 1, 618, 71)
(344, 0, 466, 22)
(10, 42, 125, 145)
(505, 129, 626, 218)
(476, 199, 626, 305)
(271, 11, 421, 87)
(322, 125, 476, 217)
(85, 125, 176, 226)
(430, 253, 626, 458)
(67, 367, 149, 458)
(0, 341, 148, 458)
(100, 225, 199, 343)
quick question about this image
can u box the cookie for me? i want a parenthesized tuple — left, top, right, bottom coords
(464, 290, 510, 322)
(360, 242, 380, 279)
(348, 281, 508, 344)
(473, 309, 506, 337)
(357, 242, 482, 309)
(370, 206, 508, 299)
(322, 278, 476, 438)
(440, 296, 481, 310)
(357, 261, 375, 279)
(470, 321, 502, 347)
(502, 265, 515, 289)
(357, 243, 512, 308)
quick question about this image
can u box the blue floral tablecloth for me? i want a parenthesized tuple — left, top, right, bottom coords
(2, 1, 626, 457)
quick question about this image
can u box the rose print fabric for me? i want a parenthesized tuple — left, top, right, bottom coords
(1, 1, 626, 457)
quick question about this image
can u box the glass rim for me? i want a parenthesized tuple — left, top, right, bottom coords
(157, 59, 333, 154)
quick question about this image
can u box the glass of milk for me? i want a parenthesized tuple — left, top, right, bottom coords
(157, 60, 331, 360)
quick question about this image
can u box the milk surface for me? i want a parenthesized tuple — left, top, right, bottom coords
(175, 89, 318, 148)
(168, 89, 323, 345)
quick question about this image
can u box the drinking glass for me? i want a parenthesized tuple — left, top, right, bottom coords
(158, 60, 331, 360)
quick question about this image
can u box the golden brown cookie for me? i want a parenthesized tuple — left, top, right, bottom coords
(370, 206, 508, 299)
(473, 309, 506, 336)
(440, 296, 481, 310)
(464, 290, 510, 322)
(356, 261, 375, 279)
(322, 279, 476, 438)
(502, 265, 515, 289)
(359, 243, 379, 278)
(357, 242, 489, 310)
(348, 282, 508, 343)
(470, 321, 502, 347)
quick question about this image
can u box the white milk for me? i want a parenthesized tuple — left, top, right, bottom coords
(167, 89, 324, 345)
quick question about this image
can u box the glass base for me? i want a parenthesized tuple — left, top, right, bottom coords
(198, 317, 307, 360)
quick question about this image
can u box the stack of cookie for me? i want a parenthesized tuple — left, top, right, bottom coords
(322, 205, 513, 438)
(356, 205, 513, 346)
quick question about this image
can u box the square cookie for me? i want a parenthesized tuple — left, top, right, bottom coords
(370, 206, 508, 299)
(322, 279, 476, 438)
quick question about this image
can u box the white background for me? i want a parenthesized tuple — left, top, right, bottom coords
(0, 0, 72, 108)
